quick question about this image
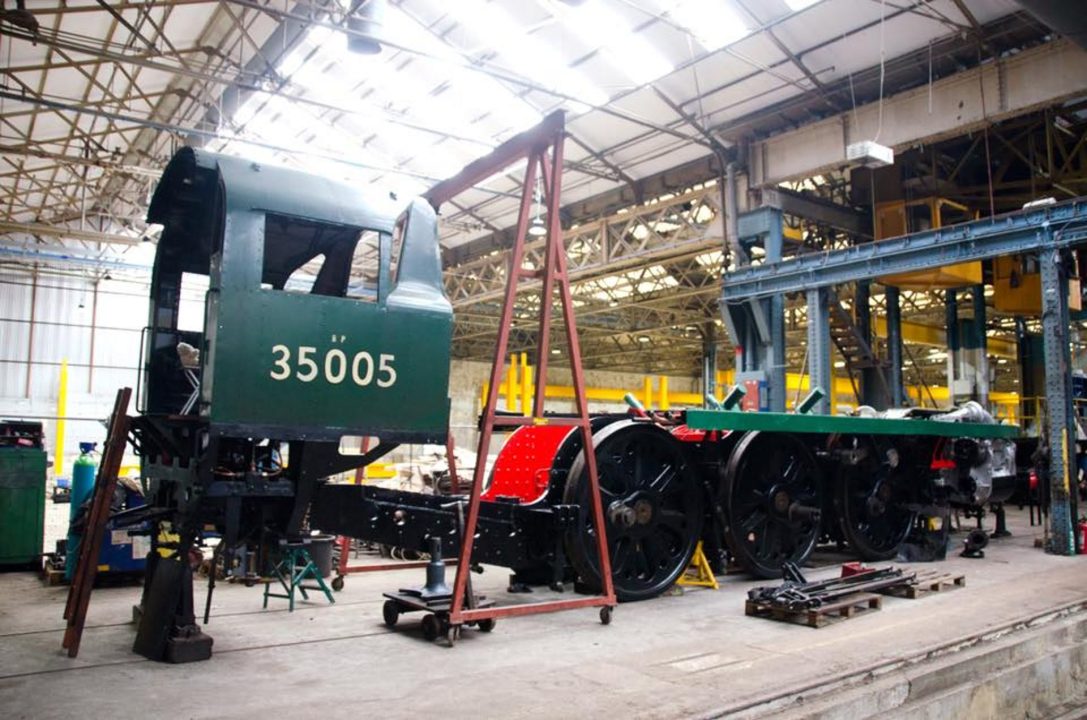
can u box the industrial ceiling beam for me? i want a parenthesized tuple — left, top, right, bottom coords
(0, 220, 142, 246)
(748, 39, 1087, 187)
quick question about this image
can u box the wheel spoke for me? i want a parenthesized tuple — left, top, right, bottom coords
(611, 537, 633, 573)
(643, 534, 672, 573)
(658, 508, 687, 535)
(740, 509, 766, 534)
(598, 457, 628, 493)
(648, 464, 676, 494)
(781, 457, 802, 486)
(754, 528, 772, 559)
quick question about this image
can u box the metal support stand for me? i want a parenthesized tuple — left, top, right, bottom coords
(806, 287, 832, 415)
(262, 542, 335, 612)
(991, 504, 1011, 538)
(426, 111, 617, 636)
(1039, 246, 1079, 555)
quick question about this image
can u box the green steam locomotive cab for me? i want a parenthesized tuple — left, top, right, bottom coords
(131, 148, 451, 661)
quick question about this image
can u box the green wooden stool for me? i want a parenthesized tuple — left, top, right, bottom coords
(262, 540, 335, 612)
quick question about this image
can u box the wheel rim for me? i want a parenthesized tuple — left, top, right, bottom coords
(723, 432, 821, 578)
(837, 437, 914, 559)
(564, 420, 703, 601)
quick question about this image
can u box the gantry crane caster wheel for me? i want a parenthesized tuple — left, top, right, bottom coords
(600, 606, 614, 625)
(331, 576, 345, 592)
(476, 618, 496, 633)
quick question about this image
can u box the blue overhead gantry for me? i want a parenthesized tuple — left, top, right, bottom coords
(721, 198, 1087, 556)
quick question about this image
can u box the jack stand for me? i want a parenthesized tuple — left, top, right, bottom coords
(676, 541, 719, 590)
(133, 552, 213, 663)
(990, 503, 1012, 538)
(262, 540, 335, 612)
(381, 531, 494, 643)
(397, 537, 452, 601)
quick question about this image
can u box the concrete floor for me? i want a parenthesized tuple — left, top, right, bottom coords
(1, 507, 1085, 719)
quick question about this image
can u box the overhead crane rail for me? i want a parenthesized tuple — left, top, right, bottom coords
(722, 198, 1087, 300)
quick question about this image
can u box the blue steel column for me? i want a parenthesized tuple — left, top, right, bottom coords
(855, 281, 879, 407)
(885, 285, 904, 406)
(702, 326, 718, 407)
(806, 287, 832, 414)
(972, 284, 990, 407)
(1040, 246, 1077, 555)
(946, 289, 959, 402)
(945, 289, 959, 353)
(767, 210, 786, 412)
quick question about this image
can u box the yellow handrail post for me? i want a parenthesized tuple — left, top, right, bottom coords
(505, 354, 516, 412)
(520, 353, 531, 416)
(54, 359, 68, 478)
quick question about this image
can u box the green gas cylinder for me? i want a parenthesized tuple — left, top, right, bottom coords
(65, 442, 97, 581)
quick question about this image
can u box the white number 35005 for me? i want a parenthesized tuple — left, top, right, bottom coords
(269, 345, 397, 388)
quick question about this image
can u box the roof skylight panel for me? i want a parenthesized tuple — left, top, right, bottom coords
(443, 69, 542, 136)
(277, 25, 335, 81)
(455, 0, 608, 109)
(558, 0, 674, 86)
(653, 0, 751, 52)
(385, 5, 543, 135)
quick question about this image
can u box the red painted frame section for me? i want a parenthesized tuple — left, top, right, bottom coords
(483, 425, 571, 504)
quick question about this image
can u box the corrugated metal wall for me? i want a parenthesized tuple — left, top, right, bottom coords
(0, 268, 203, 475)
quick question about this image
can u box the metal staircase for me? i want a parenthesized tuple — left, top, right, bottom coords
(827, 288, 890, 403)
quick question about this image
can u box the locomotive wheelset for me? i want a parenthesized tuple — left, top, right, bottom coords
(125, 148, 1017, 661)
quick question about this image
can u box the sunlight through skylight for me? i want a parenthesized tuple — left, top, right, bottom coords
(653, 0, 751, 52)
(558, 0, 675, 86)
(456, 0, 609, 108)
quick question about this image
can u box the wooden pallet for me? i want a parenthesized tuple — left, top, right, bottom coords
(41, 561, 66, 587)
(745, 592, 883, 628)
(878, 569, 966, 599)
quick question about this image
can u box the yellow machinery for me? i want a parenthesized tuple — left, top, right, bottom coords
(878, 198, 982, 289)
(993, 254, 1082, 314)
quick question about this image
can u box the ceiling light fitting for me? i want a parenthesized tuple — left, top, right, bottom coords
(528, 175, 547, 237)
